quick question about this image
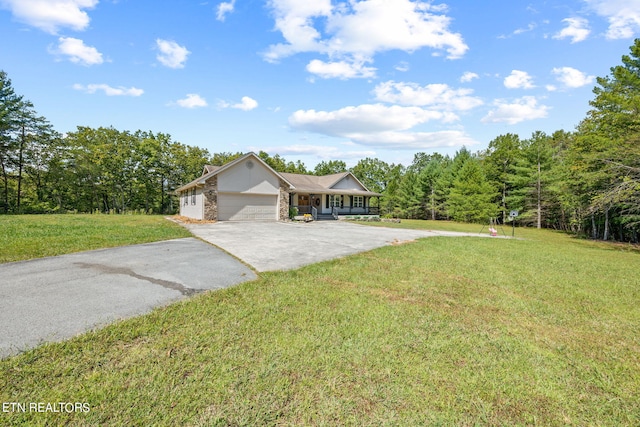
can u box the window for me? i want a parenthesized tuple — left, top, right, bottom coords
(329, 195, 341, 208)
(353, 196, 364, 208)
(191, 188, 196, 205)
(183, 191, 188, 206)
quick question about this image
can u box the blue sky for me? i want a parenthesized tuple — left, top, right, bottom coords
(1, 0, 638, 168)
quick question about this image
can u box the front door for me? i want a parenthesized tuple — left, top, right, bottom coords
(310, 194, 321, 214)
(298, 194, 310, 214)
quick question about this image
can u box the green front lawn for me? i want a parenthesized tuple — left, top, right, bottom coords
(1, 219, 638, 425)
(0, 214, 191, 263)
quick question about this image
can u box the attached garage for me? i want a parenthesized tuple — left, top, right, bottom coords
(217, 193, 278, 221)
(176, 152, 292, 221)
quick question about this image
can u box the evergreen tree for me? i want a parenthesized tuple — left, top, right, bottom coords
(396, 170, 423, 219)
(381, 164, 405, 216)
(436, 148, 472, 219)
(0, 71, 23, 212)
(417, 154, 448, 220)
(0, 71, 55, 213)
(447, 158, 497, 223)
(483, 133, 521, 223)
(509, 132, 555, 228)
(571, 38, 640, 239)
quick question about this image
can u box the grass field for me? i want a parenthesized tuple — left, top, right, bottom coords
(0, 214, 191, 263)
(1, 217, 639, 425)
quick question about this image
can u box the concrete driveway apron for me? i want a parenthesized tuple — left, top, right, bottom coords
(0, 238, 256, 358)
(183, 221, 499, 272)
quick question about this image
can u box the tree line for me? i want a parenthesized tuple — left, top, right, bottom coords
(0, 73, 210, 215)
(1, 40, 639, 242)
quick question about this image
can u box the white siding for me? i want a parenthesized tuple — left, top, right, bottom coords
(180, 188, 203, 220)
(332, 174, 366, 191)
(218, 157, 280, 195)
(320, 194, 328, 214)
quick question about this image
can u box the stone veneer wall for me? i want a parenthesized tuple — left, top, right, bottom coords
(203, 176, 218, 220)
(279, 179, 290, 221)
(202, 175, 289, 221)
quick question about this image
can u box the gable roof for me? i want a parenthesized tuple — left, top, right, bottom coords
(176, 152, 294, 193)
(202, 165, 220, 175)
(279, 172, 381, 196)
(176, 152, 382, 196)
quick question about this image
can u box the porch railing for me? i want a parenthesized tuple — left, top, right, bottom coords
(293, 205, 312, 215)
(291, 205, 380, 216)
(311, 206, 317, 221)
(333, 206, 380, 215)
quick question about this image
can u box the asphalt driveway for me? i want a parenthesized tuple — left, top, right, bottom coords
(0, 238, 256, 358)
(184, 220, 498, 272)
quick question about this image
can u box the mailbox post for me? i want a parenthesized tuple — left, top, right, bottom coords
(509, 210, 519, 237)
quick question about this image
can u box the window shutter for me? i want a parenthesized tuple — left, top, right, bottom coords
(326, 195, 329, 207)
(340, 195, 344, 208)
(350, 195, 353, 207)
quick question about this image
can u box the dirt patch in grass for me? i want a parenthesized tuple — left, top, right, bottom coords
(390, 238, 417, 245)
(167, 215, 218, 225)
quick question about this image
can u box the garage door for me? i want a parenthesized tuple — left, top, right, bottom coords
(218, 193, 278, 221)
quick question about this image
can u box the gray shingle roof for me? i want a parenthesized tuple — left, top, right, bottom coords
(176, 152, 382, 196)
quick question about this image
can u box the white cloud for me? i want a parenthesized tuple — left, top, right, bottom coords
(290, 104, 456, 136)
(395, 61, 410, 72)
(175, 94, 208, 108)
(234, 96, 258, 111)
(504, 70, 535, 89)
(0, 0, 97, 33)
(219, 96, 258, 111)
(264, 0, 468, 78)
(514, 22, 537, 35)
(306, 58, 376, 79)
(499, 22, 537, 39)
(250, 144, 377, 160)
(513, 22, 538, 36)
(325, 0, 468, 59)
(552, 66, 595, 88)
(216, 0, 235, 21)
(342, 130, 479, 149)
(584, 0, 640, 39)
(155, 39, 190, 69)
(373, 81, 483, 111)
(482, 96, 549, 125)
(264, 0, 332, 61)
(51, 37, 103, 66)
(460, 72, 479, 83)
(73, 83, 144, 96)
(553, 17, 590, 43)
(287, 103, 476, 149)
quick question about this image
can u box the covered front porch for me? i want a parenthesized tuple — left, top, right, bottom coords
(289, 192, 381, 220)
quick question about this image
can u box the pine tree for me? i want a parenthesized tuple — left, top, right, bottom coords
(483, 133, 521, 223)
(571, 39, 640, 239)
(447, 158, 497, 223)
(509, 132, 555, 228)
(0, 70, 22, 212)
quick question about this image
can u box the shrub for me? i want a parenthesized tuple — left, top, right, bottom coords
(289, 206, 299, 219)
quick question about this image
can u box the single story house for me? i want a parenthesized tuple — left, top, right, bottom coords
(175, 152, 382, 221)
